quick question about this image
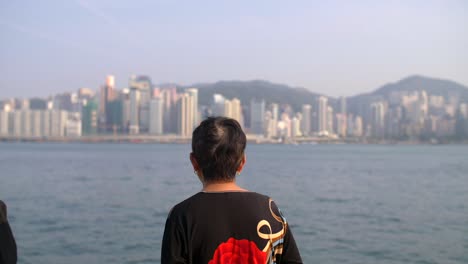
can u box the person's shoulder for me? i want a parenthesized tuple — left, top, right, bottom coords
(0, 200, 7, 223)
(166, 192, 204, 219)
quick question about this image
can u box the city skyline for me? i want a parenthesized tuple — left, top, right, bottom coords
(1, 1, 467, 98)
(1, 73, 467, 142)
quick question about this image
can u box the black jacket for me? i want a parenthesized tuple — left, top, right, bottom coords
(0, 201, 17, 264)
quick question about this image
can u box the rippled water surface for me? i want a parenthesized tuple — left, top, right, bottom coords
(1, 143, 467, 264)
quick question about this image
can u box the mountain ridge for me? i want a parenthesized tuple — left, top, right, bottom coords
(175, 75, 468, 112)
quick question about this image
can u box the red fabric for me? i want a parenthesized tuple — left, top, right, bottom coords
(209, 238, 267, 264)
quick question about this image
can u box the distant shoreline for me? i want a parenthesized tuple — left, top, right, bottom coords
(1, 135, 466, 145)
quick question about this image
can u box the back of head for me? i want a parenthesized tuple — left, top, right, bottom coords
(191, 117, 247, 183)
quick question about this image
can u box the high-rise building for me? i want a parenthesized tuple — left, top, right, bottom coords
(161, 87, 177, 134)
(327, 106, 334, 135)
(50, 110, 68, 137)
(386, 106, 403, 139)
(31, 110, 42, 137)
(10, 111, 21, 137)
(185, 88, 198, 127)
(280, 113, 292, 138)
(99, 75, 116, 131)
(269, 103, 279, 138)
(41, 110, 51, 137)
(354, 116, 363, 137)
(339, 96, 347, 116)
(230, 98, 242, 126)
(250, 99, 265, 135)
(122, 93, 131, 133)
(149, 97, 164, 135)
(213, 94, 243, 126)
(129, 87, 140, 135)
(317, 96, 328, 134)
(212, 93, 226, 116)
(106, 100, 123, 133)
(0, 110, 8, 136)
(20, 110, 31, 137)
(335, 113, 347, 138)
(301, 104, 311, 136)
(347, 114, 354, 137)
(129, 75, 152, 105)
(291, 114, 302, 138)
(177, 92, 195, 137)
(371, 102, 386, 138)
(82, 100, 98, 135)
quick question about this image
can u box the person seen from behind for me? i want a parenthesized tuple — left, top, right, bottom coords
(161, 116, 302, 263)
(0, 200, 17, 264)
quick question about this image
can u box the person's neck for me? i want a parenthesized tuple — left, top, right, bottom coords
(202, 181, 248, 193)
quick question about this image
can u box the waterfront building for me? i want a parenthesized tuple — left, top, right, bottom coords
(99, 75, 116, 131)
(212, 94, 226, 117)
(185, 88, 199, 127)
(31, 110, 42, 137)
(149, 97, 164, 135)
(129, 75, 152, 105)
(291, 115, 302, 138)
(106, 100, 123, 133)
(129, 87, 140, 135)
(177, 92, 196, 137)
(280, 113, 292, 138)
(229, 98, 243, 126)
(317, 96, 328, 134)
(386, 106, 403, 139)
(0, 110, 8, 136)
(10, 111, 21, 137)
(50, 110, 68, 137)
(122, 98, 131, 133)
(371, 102, 386, 139)
(335, 113, 347, 138)
(339, 96, 347, 116)
(301, 104, 311, 136)
(66, 113, 82, 137)
(41, 110, 51, 137)
(327, 106, 334, 135)
(250, 99, 265, 135)
(82, 100, 98, 135)
(354, 116, 363, 137)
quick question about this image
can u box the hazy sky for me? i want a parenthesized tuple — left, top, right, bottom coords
(1, 0, 467, 99)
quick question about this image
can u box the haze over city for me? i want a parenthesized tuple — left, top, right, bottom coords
(1, 0, 467, 99)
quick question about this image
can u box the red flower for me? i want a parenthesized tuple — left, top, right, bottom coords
(209, 238, 267, 264)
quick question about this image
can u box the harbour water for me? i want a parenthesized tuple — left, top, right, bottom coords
(0, 143, 467, 264)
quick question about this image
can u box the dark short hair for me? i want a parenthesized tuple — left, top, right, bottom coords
(192, 117, 247, 183)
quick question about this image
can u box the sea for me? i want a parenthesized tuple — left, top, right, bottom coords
(0, 143, 467, 264)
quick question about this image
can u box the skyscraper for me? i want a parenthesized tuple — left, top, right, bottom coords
(161, 87, 178, 134)
(0, 110, 8, 136)
(129, 75, 153, 133)
(250, 99, 265, 135)
(99, 75, 115, 131)
(212, 94, 226, 116)
(31, 110, 42, 137)
(301, 104, 311, 136)
(149, 97, 164, 135)
(230, 98, 243, 126)
(371, 102, 386, 138)
(129, 87, 140, 135)
(327, 106, 334, 135)
(317, 96, 328, 134)
(185, 88, 198, 127)
(339, 96, 347, 116)
(82, 100, 98, 135)
(177, 92, 195, 137)
(50, 110, 67, 137)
